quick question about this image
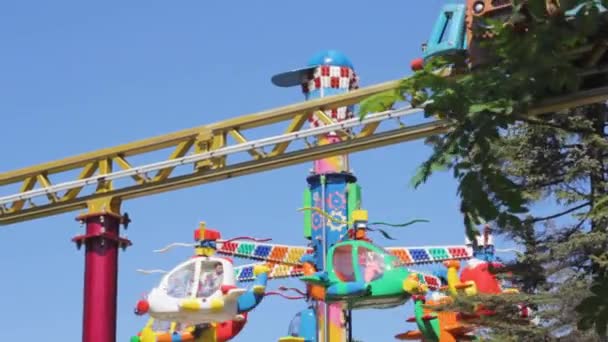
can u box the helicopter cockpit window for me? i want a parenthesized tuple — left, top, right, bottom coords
(166, 262, 196, 298)
(333, 244, 355, 282)
(151, 319, 172, 332)
(358, 245, 387, 282)
(196, 261, 224, 298)
(288, 312, 301, 336)
(172, 322, 188, 332)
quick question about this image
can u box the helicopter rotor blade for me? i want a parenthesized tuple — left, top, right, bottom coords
(136, 269, 168, 274)
(299, 207, 429, 228)
(154, 242, 197, 253)
(220, 236, 273, 243)
(368, 219, 429, 227)
(364, 227, 397, 240)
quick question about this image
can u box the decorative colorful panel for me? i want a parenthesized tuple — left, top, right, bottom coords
(407, 269, 442, 291)
(386, 246, 473, 265)
(308, 173, 353, 270)
(303, 188, 313, 239)
(216, 241, 312, 266)
(346, 183, 362, 222)
(313, 135, 348, 173)
(234, 263, 304, 283)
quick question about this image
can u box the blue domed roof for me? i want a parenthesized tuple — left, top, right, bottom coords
(271, 50, 354, 88)
(306, 50, 354, 68)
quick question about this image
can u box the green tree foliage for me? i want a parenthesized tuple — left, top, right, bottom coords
(360, 0, 608, 339)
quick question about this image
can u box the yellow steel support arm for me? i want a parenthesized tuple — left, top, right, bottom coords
(1, 80, 608, 225)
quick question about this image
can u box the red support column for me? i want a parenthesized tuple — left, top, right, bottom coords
(73, 200, 131, 342)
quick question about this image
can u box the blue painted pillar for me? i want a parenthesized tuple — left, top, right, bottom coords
(272, 50, 363, 342)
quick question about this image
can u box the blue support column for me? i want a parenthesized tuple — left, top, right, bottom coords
(272, 49, 362, 342)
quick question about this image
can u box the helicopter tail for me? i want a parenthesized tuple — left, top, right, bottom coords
(299, 271, 329, 286)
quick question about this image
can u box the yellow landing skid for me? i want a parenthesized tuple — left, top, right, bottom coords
(278, 337, 305, 342)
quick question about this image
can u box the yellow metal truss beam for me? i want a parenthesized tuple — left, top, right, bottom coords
(0, 79, 402, 187)
(1, 81, 608, 225)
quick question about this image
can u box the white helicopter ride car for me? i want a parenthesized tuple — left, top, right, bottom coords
(141, 255, 249, 323)
(137, 252, 268, 325)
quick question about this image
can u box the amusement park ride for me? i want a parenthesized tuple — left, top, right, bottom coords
(394, 227, 532, 342)
(2, 1, 608, 341)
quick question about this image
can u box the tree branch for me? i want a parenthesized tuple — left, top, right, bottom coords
(515, 116, 594, 134)
(531, 202, 592, 223)
(523, 178, 565, 189)
(563, 183, 590, 199)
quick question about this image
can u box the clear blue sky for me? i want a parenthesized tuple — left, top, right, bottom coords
(0, 1, 510, 341)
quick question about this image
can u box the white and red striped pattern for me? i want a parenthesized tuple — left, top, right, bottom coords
(302, 65, 359, 128)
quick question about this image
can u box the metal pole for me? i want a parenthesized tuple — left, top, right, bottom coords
(347, 310, 353, 342)
(318, 63, 329, 342)
(320, 175, 329, 342)
(73, 206, 131, 342)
